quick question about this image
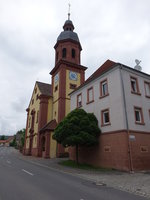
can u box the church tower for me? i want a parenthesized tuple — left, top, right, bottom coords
(50, 13, 87, 156)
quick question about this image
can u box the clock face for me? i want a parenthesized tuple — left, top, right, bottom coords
(54, 73, 59, 83)
(69, 71, 77, 81)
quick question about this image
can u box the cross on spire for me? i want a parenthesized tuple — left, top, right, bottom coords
(68, 3, 71, 20)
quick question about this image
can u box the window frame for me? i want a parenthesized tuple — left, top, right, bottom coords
(62, 48, 66, 58)
(134, 106, 145, 125)
(87, 86, 94, 104)
(144, 81, 150, 98)
(77, 93, 82, 108)
(100, 79, 109, 98)
(130, 76, 141, 95)
(101, 108, 111, 126)
(70, 83, 77, 90)
(72, 48, 76, 58)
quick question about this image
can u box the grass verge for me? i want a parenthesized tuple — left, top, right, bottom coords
(59, 160, 113, 172)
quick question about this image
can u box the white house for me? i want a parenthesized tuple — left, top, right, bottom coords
(70, 59, 150, 171)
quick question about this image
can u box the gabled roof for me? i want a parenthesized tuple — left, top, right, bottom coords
(40, 119, 57, 133)
(36, 81, 52, 97)
(69, 59, 117, 95)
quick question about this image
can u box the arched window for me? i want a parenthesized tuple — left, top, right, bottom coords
(62, 48, 66, 58)
(72, 49, 75, 58)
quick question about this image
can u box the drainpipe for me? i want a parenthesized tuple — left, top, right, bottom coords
(119, 65, 134, 172)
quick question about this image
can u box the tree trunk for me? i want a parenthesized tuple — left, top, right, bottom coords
(76, 144, 79, 165)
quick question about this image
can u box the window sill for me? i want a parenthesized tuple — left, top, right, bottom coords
(135, 122, 145, 125)
(101, 123, 111, 127)
(86, 100, 94, 104)
(131, 91, 141, 96)
(99, 93, 109, 99)
(145, 95, 150, 99)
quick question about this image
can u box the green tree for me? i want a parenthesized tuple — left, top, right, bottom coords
(53, 109, 101, 164)
(0, 135, 6, 140)
(10, 135, 17, 147)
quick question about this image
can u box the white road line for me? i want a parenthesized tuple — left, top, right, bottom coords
(22, 169, 34, 176)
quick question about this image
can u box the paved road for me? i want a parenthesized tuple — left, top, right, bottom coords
(0, 147, 148, 200)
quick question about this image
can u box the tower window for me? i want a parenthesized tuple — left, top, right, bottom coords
(56, 52, 59, 61)
(72, 49, 75, 58)
(62, 48, 66, 58)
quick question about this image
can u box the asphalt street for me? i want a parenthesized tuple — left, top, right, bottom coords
(0, 147, 148, 200)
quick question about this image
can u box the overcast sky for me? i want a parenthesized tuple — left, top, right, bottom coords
(0, 0, 150, 135)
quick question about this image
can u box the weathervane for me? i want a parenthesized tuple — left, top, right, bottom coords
(68, 3, 71, 20)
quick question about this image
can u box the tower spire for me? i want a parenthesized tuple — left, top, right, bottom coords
(68, 3, 71, 20)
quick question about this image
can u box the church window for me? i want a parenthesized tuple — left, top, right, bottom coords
(55, 85, 58, 92)
(36, 111, 39, 123)
(56, 52, 59, 61)
(70, 83, 77, 89)
(34, 88, 37, 94)
(72, 49, 75, 58)
(62, 48, 66, 58)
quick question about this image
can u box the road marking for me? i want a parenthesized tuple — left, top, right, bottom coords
(22, 169, 34, 176)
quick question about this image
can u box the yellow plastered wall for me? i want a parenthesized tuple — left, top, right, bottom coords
(50, 132, 57, 158)
(32, 135, 37, 148)
(53, 74, 59, 122)
(26, 138, 29, 149)
(25, 83, 41, 149)
(65, 70, 81, 116)
(47, 98, 53, 122)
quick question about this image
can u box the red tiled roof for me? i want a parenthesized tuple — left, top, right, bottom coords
(40, 119, 57, 133)
(86, 59, 116, 82)
(36, 81, 52, 97)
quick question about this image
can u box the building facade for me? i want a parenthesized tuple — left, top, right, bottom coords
(70, 60, 150, 171)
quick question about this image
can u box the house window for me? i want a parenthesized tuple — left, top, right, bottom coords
(77, 93, 82, 108)
(100, 79, 108, 98)
(101, 109, 110, 126)
(62, 48, 66, 58)
(134, 107, 144, 124)
(144, 82, 150, 97)
(72, 49, 75, 58)
(130, 76, 140, 94)
(87, 87, 94, 104)
(70, 83, 77, 89)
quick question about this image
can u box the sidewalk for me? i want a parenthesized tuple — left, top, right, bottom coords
(19, 152, 150, 199)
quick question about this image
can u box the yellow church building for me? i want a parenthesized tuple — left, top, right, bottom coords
(24, 16, 87, 158)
